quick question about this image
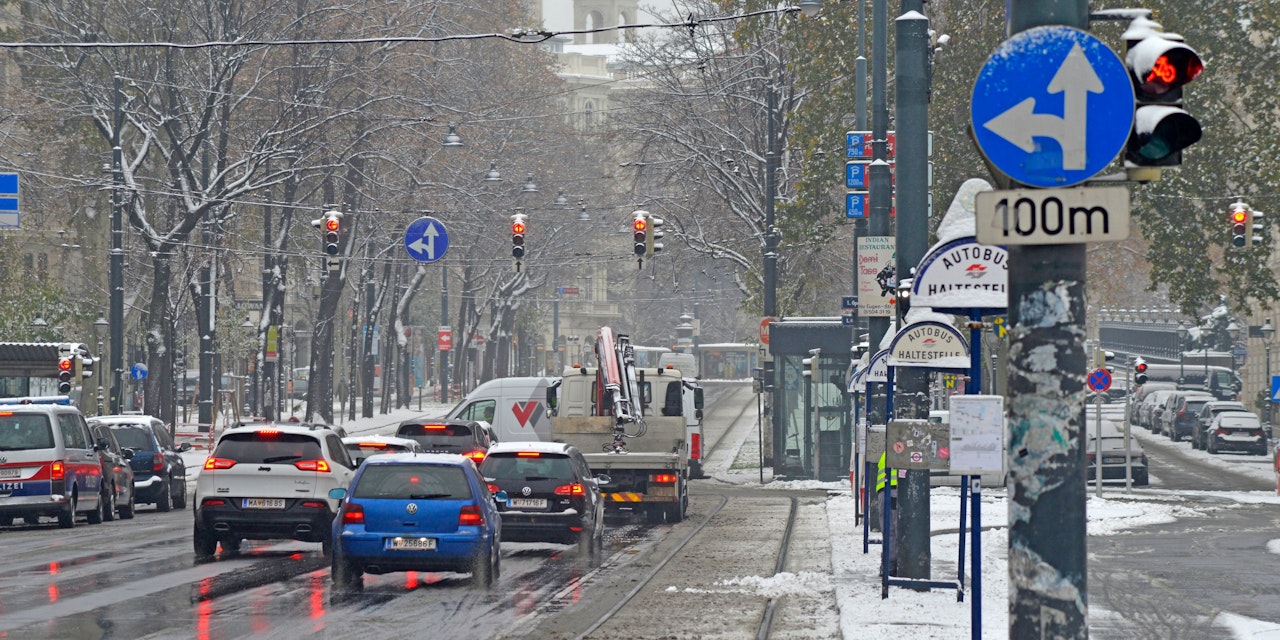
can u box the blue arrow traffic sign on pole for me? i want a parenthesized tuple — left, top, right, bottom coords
(970, 26, 1134, 188)
(404, 216, 449, 263)
(1271, 376, 1280, 403)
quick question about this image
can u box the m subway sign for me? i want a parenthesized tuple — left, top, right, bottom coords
(974, 186, 1130, 246)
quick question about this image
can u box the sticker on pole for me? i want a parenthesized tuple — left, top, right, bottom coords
(1087, 368, 1112, 393)
(971, 26, 1134, 187)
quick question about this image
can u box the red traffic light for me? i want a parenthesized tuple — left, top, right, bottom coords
(512, 220, 526, 235)
(1231, 210, 1247, 224)
(324, 217, 340, 232)
(1127, 37, 1203, 100)
(58, 357, 73, 372)
(1134, 361, 1147, 373)
(632, 218, 647, 232)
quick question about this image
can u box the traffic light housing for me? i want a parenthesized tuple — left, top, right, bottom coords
(57, 356, 74, 394)
(1133, 358, 1148, 386)
(1123, 19, 1204, 172)
(647, 216, 664, 256)
(1230, 203, 1250, 248)
(1253, 210, 1267, 245)
(511, 213, 527, 259)
(631, 211, 648, 257)
(313, 210, 343, 256)
(80, 356, 94, 380)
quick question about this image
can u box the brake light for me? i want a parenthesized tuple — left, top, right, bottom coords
(516, 451, 541, 457)
(294, 459, 331, 472)
(690, 433, 701, 460)
(424, 424, 447, 430)
(487, 483, 501, 494)
(203, 457, 236, 470)
(341, 503, 364, 524)
(300, 501, 327, 509)
(0, 411, 11, 417)
(554, 483, 584, 496)
(201, 498, 226, 507)
(258, 429, 281, 436)
(51, 460, 65, 480)
(358, 442, 388, 449)
(152, 453, 165, 472)
(651, 473, 678, 484)
(458, 504, 484, 526)
(463, 450, 486, 463)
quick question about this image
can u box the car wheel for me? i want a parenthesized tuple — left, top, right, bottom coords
(1208, 439, 1217, 454)
(102, 485, 117, 522)
(1170, 429, 1181, 443)
(194, 522, 218, 559)
(119, 486, 136, 520)
(157, 481, 173, 512)
(58, 494, 77, 529)
(173, 481, 187, 510)
(331, 551, 363, 591)
(320, 532, 334, 558)
(578, 525, 596, 558)
(471, 542, 495, 588)
(86, 489, 105, 525)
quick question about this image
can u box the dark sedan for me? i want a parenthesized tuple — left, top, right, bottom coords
(91, 416, 190, 511)
(89, 422, 136, 520)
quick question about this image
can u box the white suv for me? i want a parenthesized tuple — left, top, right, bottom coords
(194, 423, 356, 559)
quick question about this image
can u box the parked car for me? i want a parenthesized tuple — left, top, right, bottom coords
(1205, 411, 1269, 456)
(478, 441, 607, 558)
(194, 422, 356, 558)
(1141, 389, 1178, 431)
(1132, 383, 1175, 426)
(330, 452, 503, 590)
(342, 435, 423, 466)
(1159, 391, 1216, 442)
(92, 415, 190, 511)
(1086, 428, 1149, 486)
(395, 419, 492, 465)
(1193, 400, 1246, 450)
(88, 422, 136, 521)
(0, 401, 106, 528)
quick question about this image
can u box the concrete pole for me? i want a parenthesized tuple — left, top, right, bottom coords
(1005, 1, 1091, 637)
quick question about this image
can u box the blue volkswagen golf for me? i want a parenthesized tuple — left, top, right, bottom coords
(330, 452, 503, 590)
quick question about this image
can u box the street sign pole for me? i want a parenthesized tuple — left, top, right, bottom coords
(1003, 1, 1090, 637)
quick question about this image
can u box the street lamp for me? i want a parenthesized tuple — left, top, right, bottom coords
(93, 312, 109, 416)
(241, 315, 255, 416)
(441, 124, 464, 148)
(1176, 321, 1188, 384)
(1262, 319, 1275, 427)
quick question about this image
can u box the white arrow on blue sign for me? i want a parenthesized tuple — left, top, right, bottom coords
(404, 216, 449, 263)
(971, 26, 1134, 188)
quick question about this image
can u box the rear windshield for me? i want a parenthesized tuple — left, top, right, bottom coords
(214, 432, 322, 464)
(397, 423, 472, 438)
(353, 464, 472, 500)
(481, 453, 574, 482)
(0, 414, 55, 451)
(1185, 400, 1211, 414)
(345, 443, 413, 463)
(107, 424, 155, 450)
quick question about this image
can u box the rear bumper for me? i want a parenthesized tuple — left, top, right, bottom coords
(1210, 433, 1267, 453)
(197, 500, 335, 542)
(133, 474, 169, 502)
(0, 480, 70, 518)
(336, 528, 487, 572)
(496, 509, 583, 543)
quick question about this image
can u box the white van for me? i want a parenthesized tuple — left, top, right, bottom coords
(445, 377, 554, 443)
(658, 352, 698, 379)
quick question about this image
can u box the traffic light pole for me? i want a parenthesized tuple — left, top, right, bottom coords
(1005, 1, 1091, 638)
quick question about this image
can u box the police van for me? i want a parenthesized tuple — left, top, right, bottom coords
(0, 397, 105, 527)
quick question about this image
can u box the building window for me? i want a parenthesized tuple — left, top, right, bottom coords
(584, 101, 595, 127)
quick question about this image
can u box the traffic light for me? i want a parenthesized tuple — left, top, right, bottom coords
(510, 213, 527, 259)
(57, 356, 74, 394)
(1133, 358, 1148, 386)
(802, 348, 821, 379)
(80, 356, 94, 380)
(647, 216, 664, 257)
(317, 211, 343, 256)
(1229, 203, 1249, 248)
(1253, 210, 1267, 245)
(631, 211, 648, 257)
(1123, 18, 1204, 172)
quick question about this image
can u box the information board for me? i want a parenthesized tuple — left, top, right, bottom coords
(886, 419, 950, 470)
(948, 395, 1005, 475)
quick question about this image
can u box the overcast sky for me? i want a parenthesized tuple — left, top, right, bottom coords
(540, 0, 679, 32)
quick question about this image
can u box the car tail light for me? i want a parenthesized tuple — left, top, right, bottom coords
(300, 501, 327, 509)
(487, 483, 501, 494)
(650, 473, 679, 484)
(554, 483, 584, 496)
(152, 453, 165, 472)
(424, 424, 447, 430)
(341, 503, 364, 524)
(51, 460, 65, 480)
(516, 451, 541, 458)
(463, 450, 486, 464)
(203, 457, 236, 470)
(458, 504, 484, 526)
(359, 442, 388, 449)
(294, 459, 330, 472)
(690, 433, 701, 460)
(258, 429, 281, 436)
(201, 498, 226, 507)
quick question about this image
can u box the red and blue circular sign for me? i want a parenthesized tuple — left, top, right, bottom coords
(1087, 368, 1112, 393)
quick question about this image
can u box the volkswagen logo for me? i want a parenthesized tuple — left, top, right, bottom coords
(0, 455, 7, 465)
(521, 486, 532, 496)
(405, 503, 418, 514)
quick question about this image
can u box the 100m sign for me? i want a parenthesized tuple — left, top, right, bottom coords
(974, 186, 1130, 245)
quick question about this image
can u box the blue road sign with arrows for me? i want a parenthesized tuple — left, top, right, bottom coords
(971, 26, 1134, 188)
(1271, 376, 1280, 403)
(404, 216, 449, 263)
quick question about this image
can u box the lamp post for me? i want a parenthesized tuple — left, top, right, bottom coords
(93, 312, 109, 416)
(1177, 321, 1188, 384)
(241, 316, 255, 417)
(1262, 319, 1275, 428)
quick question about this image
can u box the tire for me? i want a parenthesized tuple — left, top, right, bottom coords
(321, 531, 334, 558)
(471, 541, 495, 588)
(194, 522, 218, 559)
(222, 536, 243, 555)
(173, 482, 187, 510)
(118, 487, 136, 520)
(331, 551, 363, 592)
(58, 494, 76, 529)
(157, 481, 173, 512)
(86, 493, 104, 525)
(102, 485, 116, 522)
(1170, 429, 1181, 443)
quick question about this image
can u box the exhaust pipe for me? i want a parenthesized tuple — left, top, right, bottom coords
(295, 524, 313, 535)
(213, 523, 230, 532)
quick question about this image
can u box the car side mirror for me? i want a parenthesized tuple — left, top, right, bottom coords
(178, 442, 192, 452)
(493, 490, 509, 505)
(595, 474, 611, 486)
(95, 437, 110, 451)
(121, 448, 134, 460)
(328, 487, 347, 500)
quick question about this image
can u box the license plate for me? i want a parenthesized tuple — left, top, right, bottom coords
(242, 498, 286, 509)
(0, 468, 20, 479)
(386, 537, 437, 551)
(1102, 457, 1124, 464)
(508, 498, 547, 509)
